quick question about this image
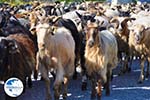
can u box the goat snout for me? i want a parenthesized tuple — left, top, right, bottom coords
(135, 35, 140, 43)
(88, 41, 94, 47)
(39, 43, 45, 50)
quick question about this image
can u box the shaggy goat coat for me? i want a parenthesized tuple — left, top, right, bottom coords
(128, 24, 150, 83)
(84, 30, 118, 83)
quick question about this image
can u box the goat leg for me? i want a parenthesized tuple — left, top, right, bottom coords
(146, 58, 150, 78)
(63, 77, 68, 99)
(105, 69, 110, 96)
(81, 52, 87, 91)
(81, 73, 88, 91)
(90, 77, 96, 100)
(72, 58, 78, 80)
(97, 80, 102, 100)
(28, 76, 32, 88)
(54, 84, 61, 100)
(34, 52, 40, 80)
(41, 66, 52, 100)
(138, 56, 145, 84)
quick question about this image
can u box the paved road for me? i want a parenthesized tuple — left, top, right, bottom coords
(1, 59, 150, 100)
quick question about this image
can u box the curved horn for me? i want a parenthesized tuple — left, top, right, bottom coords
(121, 17, 136, 28)
(41, 8, 46, 17)
(76, 11, 82, 19)
(110, 18, 119, 29)
(36, 8, 46, 21)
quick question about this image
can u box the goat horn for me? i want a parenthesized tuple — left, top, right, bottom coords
(121, 17, 136, 28)
(110, 18, 119, 29)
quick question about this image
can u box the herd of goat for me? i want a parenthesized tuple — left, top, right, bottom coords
(0, 1, 149, 100)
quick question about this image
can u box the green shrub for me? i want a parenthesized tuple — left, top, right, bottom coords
(57, 0, 106, 3)
(0, 0, 30, 6)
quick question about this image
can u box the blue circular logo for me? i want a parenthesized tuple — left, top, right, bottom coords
(4, 77, 24, 97)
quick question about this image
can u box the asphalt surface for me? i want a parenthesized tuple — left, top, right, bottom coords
(1, 59, 150, 100)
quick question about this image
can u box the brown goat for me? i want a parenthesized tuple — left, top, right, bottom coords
(109, 17, 135, 75)
(0, 34, 36, 100)
(84, 22, 118, 99)
(129, 24, 150, 83)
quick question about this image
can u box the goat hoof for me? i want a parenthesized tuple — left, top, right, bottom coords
(54, 96, 59, 100)
(138, 80, 143, 84)
(138, 75, 144, 84)
(28, 79, 32, 88)
(146, 73, 149, 78)
(34, 72, 38, 80)
(34, 75, 37, 80)
(28, 83, 32, 88)
(118, 69, 126, 76)
(63, 93, 67, 100)
(40, 77, 44, 81)
(118, 71, 123, 76)
(81, 82, 87, 91)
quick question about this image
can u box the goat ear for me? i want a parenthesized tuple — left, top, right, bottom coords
(130, 18, 136, 21)
(41, 8, 46, 17)
(99, 20, 104, 26)
(76, 11, 82, 19)
(52, 16, 61, 24)
(3, 11, 11, 20)
(90, 14, 96, 22)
